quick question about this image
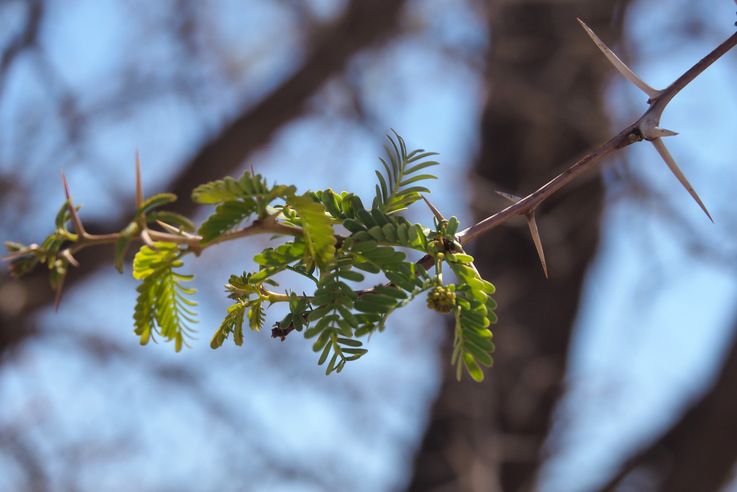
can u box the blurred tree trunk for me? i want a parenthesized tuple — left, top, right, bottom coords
(407, 1, 630, 491)
(598, 312, 737, 492)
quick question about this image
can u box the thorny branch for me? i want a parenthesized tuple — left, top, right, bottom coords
(4, 20, 737, 338)
(459, 22, 737, 270)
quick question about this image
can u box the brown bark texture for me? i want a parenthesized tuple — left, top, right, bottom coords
(407, 1, 629, 491)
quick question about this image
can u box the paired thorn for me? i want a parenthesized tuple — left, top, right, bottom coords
(494, 191, 548, 277)
(156, 220, 198, 239)
(577, 19, 713, 223)
(651, 138, 713, 222)
(421, 195, 446, 222)
(495, 190, 523, 203)
(577, 18, 660, 98)
(651, 127, 678, 138)
(53, 280, 65, 311)
(135, 151, 143, 210)
(61, 172, 87, 238)
(60, 249, 79, 268)
(140, 228, 158, 250)
(526, 213, 548, 279)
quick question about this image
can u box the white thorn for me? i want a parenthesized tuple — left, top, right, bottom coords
(141, 229, 159, 250)
(494, 190, 522, 203)
(651, 138, 713, 222)
(526, 214, 548, 278)
(156, 220, 182, 235)
(155, 220, 197, 239)
(651, 127, 679, 138)
(60, 249, 79, 268)
(577, 18, 660, 98)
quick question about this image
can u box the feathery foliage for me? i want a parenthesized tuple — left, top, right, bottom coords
(5, 132, 497, 382)
(373, 131, 439, 214)
(133, 242, 197, 351)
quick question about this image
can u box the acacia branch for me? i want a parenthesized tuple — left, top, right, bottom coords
(40, 19, 737, 340)
(459, 27, 737, 250)
(0, 0, 409, 348)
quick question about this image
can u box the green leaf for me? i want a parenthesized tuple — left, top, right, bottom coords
(198, 200, 258, 242)
(132, 242, 197, 351)
(254, 241, 306, 267)
(373, 131, 440, 214)
(211, 303, 246, 348)
(446, 216, 460, 237)
(288, 194, 336, 270)
(463, 353, 485, 382)
(247, 299, 265, 331)
(114, 222, 138, 273)
(338, 269, 364, 282)
(136, 193, 177, 217)
(192, 172, 267, 204)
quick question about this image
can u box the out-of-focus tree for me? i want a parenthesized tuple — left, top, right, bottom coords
(408, 1, 627, 490)
(2, 0, 737, 491)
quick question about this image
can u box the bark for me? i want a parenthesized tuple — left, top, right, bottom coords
(0, 0, 407, 356)
(407, 2, 629, 491)
(597, 313, 737, 492)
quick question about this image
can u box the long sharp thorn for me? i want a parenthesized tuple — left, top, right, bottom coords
(61, 172, 87, 237)
(61, 249, 79, 267)
(577, 18, 659, 98)
(526, 213, 548, 278)
(141, 228, 158, 250)
(421, 195, 446, 222)
(135, 151, 143, 210)
(652, 127, 679, 138)
(155, 220, 197, 239)
(156, 220, 182, 235)
(54, 278, 66, 311)
(495, 190, 522, 203)
(651, 138, 713, 222)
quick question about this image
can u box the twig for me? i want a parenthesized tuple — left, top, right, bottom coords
(459, 24, 737, 248)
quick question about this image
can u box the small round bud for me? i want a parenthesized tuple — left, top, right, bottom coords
(426, 286, 456, 313)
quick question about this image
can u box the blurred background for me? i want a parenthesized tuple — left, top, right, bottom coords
(1, 0, 736, 491)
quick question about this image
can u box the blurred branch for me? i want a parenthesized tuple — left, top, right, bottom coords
(597, 312, 737, 492)
(0, 0, 43, 99)
(0, 427, 48, 492)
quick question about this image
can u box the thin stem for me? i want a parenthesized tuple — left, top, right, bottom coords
(652, 31, 737, 110)
(459, 27, 737, 248)
(458, 126, 632, 245)
(205, 221, 302, 247)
